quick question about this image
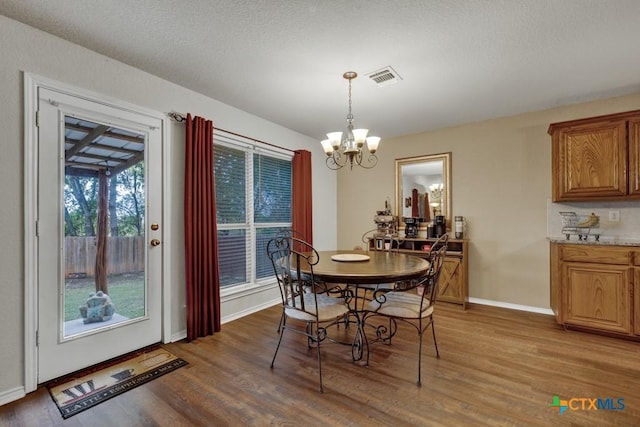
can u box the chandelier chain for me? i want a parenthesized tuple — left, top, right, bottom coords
(348, 77, 353, 121)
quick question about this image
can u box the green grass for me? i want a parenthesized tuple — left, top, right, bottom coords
(64, 272, 145, 322)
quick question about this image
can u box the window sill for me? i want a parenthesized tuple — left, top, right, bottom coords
(220, 278, 277, 302)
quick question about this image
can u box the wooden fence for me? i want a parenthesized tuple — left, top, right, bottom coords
(65, 236, 145, 278)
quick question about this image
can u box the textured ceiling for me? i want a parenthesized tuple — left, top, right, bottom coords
(2, 0, 640, 141)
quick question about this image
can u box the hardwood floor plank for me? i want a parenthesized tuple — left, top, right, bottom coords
(1, 303, 639, 426)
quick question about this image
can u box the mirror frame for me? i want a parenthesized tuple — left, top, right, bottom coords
(395, 152, 452, 231)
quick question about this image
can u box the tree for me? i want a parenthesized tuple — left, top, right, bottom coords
(116, 161, 145, 236)
(64, 204, 77, 236)
(108, 174, 119, 236)
(67, 176, 97, 236)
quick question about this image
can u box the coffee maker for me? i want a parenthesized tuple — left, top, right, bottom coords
(403, 217, 419, 238)
(435, 215, 446, 238)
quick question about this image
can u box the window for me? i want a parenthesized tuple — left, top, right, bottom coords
(214, 136, 292, 288)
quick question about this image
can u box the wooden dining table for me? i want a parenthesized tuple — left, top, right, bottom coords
(310, 250, 430, 285)
(297, 249, 431, 362)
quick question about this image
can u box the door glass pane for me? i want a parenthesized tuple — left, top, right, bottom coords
(63, 116, 146, 338)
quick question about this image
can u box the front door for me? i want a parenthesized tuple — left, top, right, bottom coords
(37, 87, 163, 382)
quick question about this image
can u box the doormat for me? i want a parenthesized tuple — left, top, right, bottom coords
(47, 346, 188, 419)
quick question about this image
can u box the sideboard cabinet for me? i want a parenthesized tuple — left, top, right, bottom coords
(550, 242, 640, 338)
(548, 110, 640, 201)
(369, 236, 468, 309)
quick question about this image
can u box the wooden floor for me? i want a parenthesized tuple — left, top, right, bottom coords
(2, 303, 639, 426)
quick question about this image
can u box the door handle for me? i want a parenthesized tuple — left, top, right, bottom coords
(150, 239, 161, 247)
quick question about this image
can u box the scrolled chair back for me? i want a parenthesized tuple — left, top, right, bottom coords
(267, 234, 320, 314)
(267, 232, 350, 393)
(371, 233, 448, 311)
(422, 235, 448, 306)
(363, 232, 449, 386)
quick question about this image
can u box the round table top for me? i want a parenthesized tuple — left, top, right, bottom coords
(305, 250, 430, 285)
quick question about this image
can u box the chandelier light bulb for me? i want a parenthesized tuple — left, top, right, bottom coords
(327, 132, 342, 150)
(352, 128, 369, 147)
(366, 136, 380, 153)
(320, 139, 334, 155)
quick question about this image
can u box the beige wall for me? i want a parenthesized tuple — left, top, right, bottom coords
(337, 93, 640, 309)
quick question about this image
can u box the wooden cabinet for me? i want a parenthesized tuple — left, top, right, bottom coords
(634, 250, 640, 335)
(439, 254, 466, 307)
(563, 262, 630, 334)
(629, 118, 640, 196)
(550, 242, 640, 338)
(548, 110, 640, 202)
(369, 236, 468, 309)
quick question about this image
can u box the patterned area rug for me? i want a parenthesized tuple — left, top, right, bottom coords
(47, 346, 187, 419)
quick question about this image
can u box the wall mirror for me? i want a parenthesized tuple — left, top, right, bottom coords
(395, 152, 452, 229)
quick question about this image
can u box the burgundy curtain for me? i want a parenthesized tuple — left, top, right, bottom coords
(184, 113, 220, 340)
(292, 150, 313, 244)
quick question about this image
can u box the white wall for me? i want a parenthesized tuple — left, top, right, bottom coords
(0, 15, 337, 403)
(337, 92, 640, 311)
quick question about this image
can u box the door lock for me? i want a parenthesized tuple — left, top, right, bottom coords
(150, 239, 161, 247)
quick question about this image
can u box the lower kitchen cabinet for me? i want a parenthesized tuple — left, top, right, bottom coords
(551, 242, 640, 338)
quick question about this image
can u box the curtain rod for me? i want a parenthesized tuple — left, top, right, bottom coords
(167, 111, 296, 154)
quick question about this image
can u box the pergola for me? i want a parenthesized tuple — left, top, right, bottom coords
(64, 116, 146, 293)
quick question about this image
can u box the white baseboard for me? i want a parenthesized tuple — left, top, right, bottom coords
(468, 297, 554, 316)
(167, 299, 281, 342)
(168, 298, 552, 343)
(0, 386, 25, 407)
(169, 330, 187, 343)
(222, 298, 280, 324)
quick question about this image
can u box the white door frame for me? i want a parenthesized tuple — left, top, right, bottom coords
(23, 73, 173, 392)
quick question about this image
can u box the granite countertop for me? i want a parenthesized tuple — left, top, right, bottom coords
(547, 236, 640, 246)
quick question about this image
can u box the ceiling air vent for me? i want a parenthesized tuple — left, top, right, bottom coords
(367, 66, 402, 87)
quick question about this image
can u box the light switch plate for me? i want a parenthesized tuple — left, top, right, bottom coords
(609, 211, 620, 222)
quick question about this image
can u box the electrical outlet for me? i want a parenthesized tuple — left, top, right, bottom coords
(609, 211, 620, 222)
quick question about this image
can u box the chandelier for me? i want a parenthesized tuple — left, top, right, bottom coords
(321, 71, 381, 170)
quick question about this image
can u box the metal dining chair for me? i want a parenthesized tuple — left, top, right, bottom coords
(358, 229, 407, 296)
(364, 233, 449, 386)
(268, 229, 309, 334)
(267, 234, 350, 393)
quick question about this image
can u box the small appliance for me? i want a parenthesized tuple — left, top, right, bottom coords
(435, 215, 446, 238)
(403, 217, 420, 238)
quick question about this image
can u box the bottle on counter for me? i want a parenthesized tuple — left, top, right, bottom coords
(455, 216, 464, 239)
(435, 215, 446, 238)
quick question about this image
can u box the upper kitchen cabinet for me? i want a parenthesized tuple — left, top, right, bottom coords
(629, 117, 640, 196)
(549, 110, 640, 202)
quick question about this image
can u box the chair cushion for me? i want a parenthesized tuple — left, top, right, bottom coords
(367, 291, 434, 318)
(285, 293, 350, 322)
